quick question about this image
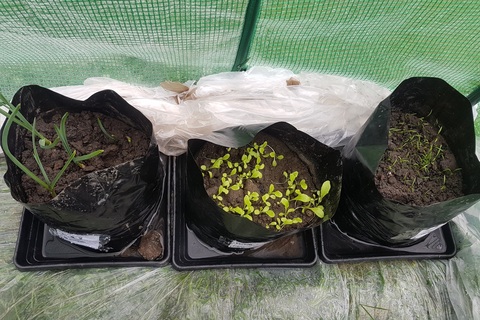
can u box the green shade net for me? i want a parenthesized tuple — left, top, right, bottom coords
(0, 1, 480, 319)
(0, 0, 478, 97)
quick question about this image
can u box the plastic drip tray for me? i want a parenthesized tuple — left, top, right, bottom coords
(172, 213, 318, 271)
(171, 154, 318, 270)
(14, 207, 170, 271)
(318, 220, 456, 263)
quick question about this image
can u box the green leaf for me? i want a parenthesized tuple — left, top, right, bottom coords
(1, 104, 50, 191)
(293, 193, 312, 203)
(269, 184, 274, 193)
(266, 210, 275, 218)
(310, 206, 325, 218)
(74, 149, 104, 163)
(211, 158, 223, 169)
(320, 180, 331, 199)
(200, 165, 207, 171)
(243, 195, 251, 207)
(251, 170, 262, 179)
(280, 198, 289, 210)
(292, 217, 303, 223)
(300, 179, 308, 190)
(262, 194, 270, 202)
(290, 171, 298, 182)
(273, 190, 282, 198)
(233, 207, 244, 215)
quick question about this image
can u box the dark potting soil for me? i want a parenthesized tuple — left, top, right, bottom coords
(195, 132, 323, 232)
(19, 110, 149, 203)
(375, 111, 464, 206)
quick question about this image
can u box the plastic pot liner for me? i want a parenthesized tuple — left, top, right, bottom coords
(185, 121, 342, 252)
(334, 77, 480, 247)
(1, 85, 165, 252)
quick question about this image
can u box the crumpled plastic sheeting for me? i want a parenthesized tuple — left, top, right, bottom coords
(0, 185, 478, 320)
(46, 67, 391, 156)
(0, 70, 479, 319)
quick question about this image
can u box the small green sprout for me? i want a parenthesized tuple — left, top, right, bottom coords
(97, 117, 116, 142)
(54, 112, 104, 169)
(199, 140, 332, 230)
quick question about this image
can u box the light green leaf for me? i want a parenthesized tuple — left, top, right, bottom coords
(293, 193, 312, 203)
(320, 180, 331, 199)
(310, 206, 325, 218)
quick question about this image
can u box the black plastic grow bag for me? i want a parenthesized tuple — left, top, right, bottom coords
(333, 77, 480, 247)
(185, 122, 342, 252)
(2, 85, 166, 253)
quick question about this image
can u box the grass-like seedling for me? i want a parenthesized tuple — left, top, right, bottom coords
(200, 140, 331, 231)
(1, 94, 104, 198)
(97, 117, 117, 142)
(54, 112, 104, 169)
(385, 115, 452, 192)
(0, 93, 57, 148)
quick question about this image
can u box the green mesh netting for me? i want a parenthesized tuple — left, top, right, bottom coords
(0, 0, 478, 98)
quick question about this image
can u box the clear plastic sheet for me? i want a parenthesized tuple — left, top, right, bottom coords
(0, 69, 479, 319)
(40, 67, 392, 155)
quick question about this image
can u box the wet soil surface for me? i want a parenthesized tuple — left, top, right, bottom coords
(195, 132, 323, 232)
(375, 111, 463, 206)
(19, 110, 148, 203)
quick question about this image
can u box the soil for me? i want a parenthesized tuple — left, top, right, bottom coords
(195, 132, 323, 232)
(121, 229, 164, 261)
(19, 110, 149, 203)
(375, 111, 464, 206)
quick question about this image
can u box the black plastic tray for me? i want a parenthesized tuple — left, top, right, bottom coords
(171, 155, 319, 271)
(318, 220, 456, 263)
(13, 153, 458, 270)
(13, 161, 172, 271)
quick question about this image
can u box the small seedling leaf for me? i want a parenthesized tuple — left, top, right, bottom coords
(320, 180, 331, 199)
(293, 193, 312, 203)
(310, 206, 325, 218)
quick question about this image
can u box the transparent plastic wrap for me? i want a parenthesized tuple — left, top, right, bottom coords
(41, 67, 392, 155)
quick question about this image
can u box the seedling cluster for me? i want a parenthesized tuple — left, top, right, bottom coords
(384, 112, 459, 192)
(200, 141, 331, 231)
(1, 94, 108, 197)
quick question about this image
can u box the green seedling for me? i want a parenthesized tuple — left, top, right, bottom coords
(54, 112, 104, 169)
(1, 104, 75, 197)
(97, 117, 116, 142)
(0, 93, 57, 148)
(1, 94, 105, 198)
(199, 140, 332, 230)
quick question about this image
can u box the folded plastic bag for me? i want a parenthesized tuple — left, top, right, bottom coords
(25, 67, 390, 156)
